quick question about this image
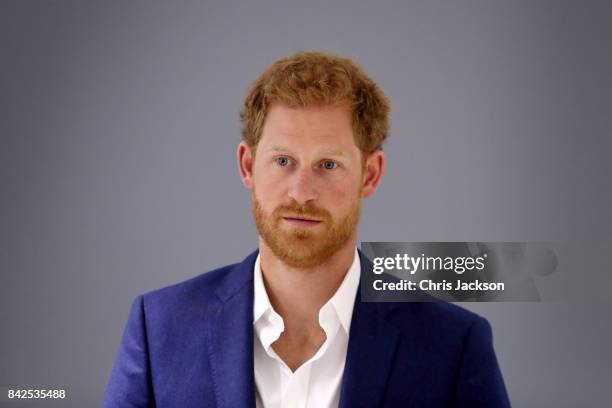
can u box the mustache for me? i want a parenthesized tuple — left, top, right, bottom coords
(272, 202, 331, 221)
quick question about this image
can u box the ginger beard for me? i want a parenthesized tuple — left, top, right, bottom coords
(251, 186, 362, 269)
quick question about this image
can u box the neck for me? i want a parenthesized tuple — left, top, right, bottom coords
(257, 236, 356, 331)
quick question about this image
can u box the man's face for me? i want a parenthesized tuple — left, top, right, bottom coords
(246, 102, 366, 268)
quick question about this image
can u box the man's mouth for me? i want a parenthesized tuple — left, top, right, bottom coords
(281, 215, 323, 227)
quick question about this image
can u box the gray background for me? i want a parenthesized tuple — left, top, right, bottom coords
(1, 1, 611, 407)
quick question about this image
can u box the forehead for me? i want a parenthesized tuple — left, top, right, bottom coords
(259, 102, 357, 152)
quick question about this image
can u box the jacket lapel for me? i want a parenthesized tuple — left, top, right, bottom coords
(206, 250, 258, 408)
(338, 252, 402, 408)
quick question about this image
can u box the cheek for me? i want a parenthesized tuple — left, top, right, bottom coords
(254, 178, 284, 206)
(324, 181, 360, 209)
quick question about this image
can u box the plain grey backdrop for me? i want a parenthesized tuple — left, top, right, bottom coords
(2, 1, 611, 407)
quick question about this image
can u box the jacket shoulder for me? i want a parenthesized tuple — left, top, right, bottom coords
(140, 262, 241, 314)
(387, 301, 484, 339)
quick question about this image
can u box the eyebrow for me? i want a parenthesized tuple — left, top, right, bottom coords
(267, 146, 347, 157)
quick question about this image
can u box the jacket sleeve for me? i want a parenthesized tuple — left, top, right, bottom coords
(103, 295, 155, 407)
(454, 316, 511, 408)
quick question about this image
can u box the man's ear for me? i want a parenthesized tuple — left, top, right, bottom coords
(361, 150, 385, 198)
(237, 141, 255, 189)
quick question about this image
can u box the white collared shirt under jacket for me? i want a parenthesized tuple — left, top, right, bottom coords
(253, 248, 361, 408)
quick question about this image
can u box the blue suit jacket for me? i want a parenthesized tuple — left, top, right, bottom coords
(104, 250, 511, 407)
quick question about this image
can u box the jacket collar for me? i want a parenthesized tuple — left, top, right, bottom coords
(339, 252, 402, 407)
(206, 250, 258, 408)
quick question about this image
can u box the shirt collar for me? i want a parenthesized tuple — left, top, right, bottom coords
(253, 248, 361, 336)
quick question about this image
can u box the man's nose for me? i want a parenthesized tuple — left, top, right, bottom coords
(287, 166, 319, 205)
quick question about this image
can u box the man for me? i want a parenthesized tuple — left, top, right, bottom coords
(104, 51, 511, 407)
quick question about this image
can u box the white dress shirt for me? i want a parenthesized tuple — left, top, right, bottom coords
(253, 248, 361, 408)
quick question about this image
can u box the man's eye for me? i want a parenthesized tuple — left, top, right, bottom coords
(276, 157, 291, 166)
(322, 160, 338, 170)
